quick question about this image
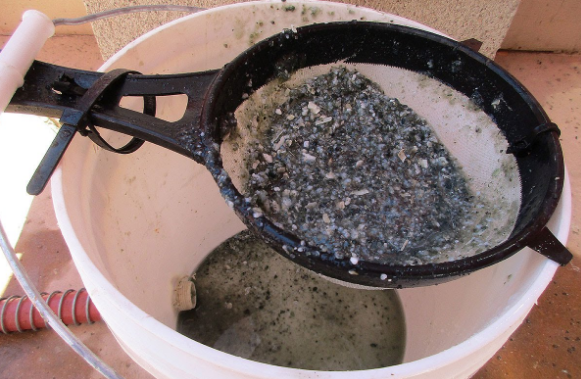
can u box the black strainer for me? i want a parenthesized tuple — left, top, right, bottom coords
(7, 21, 572, 288)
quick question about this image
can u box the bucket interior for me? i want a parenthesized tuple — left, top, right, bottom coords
(61, 132, 554, 363)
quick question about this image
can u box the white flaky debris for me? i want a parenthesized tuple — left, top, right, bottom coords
(401, 240, 409, 251)
(351, 189, 370, 196)
(315, 116, 333, 125)
(325, 172, 336, 179)
(306, 202, 318, 209)
(302, 152, 317, 163)
(262, 153, 273, 163)
(397, 149, 406, 162)
(273, 135, 287, 151)
(307, 101, 321, 114)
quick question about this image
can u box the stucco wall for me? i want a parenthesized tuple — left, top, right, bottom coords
(83, 0, 521, 60)
(502, 0, 581, 53)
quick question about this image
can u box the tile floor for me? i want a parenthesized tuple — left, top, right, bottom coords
(0, 34, 579, 379)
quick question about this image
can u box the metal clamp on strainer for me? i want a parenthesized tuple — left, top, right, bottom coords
(5, 21, 574, 289)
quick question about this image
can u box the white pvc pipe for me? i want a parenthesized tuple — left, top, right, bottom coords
(0, 10, 55, 112)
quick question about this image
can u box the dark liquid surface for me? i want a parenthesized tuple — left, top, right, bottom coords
(177, 231, 406, 371)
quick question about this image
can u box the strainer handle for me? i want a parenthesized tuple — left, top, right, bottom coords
(7, 60, 218, 159)
(528, 227, 573, 265)
(6, 59, 220, 194)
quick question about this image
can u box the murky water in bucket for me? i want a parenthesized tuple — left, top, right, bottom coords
(177, 231, 406, 370)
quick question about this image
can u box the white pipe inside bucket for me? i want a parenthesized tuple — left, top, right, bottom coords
(51, 1, 571, 378)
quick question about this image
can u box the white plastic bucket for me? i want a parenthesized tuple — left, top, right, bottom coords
(52, 1, 571, 378)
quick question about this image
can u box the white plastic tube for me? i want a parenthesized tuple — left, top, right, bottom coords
(0, 10, 55, 112)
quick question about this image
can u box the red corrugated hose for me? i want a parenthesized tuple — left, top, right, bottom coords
(0, 288, 101, 333)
